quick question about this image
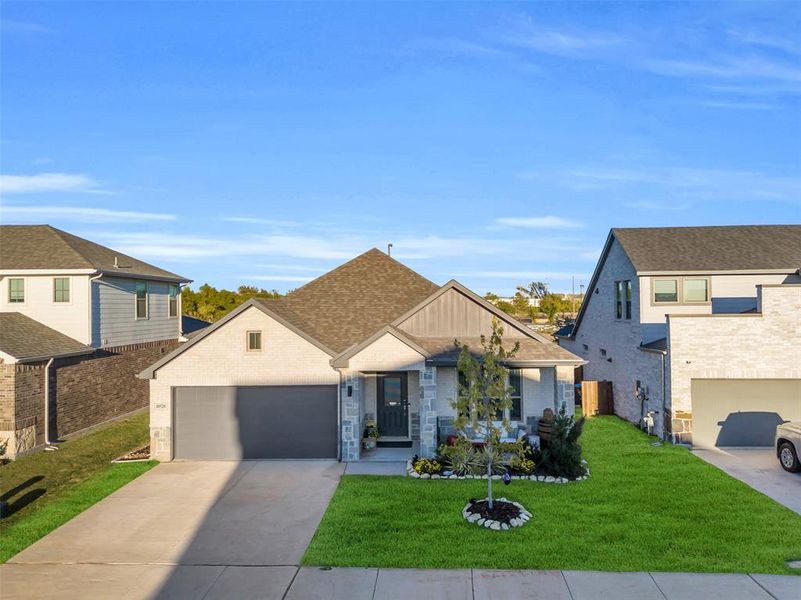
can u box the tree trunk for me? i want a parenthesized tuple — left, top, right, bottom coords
(487, 456, 493, 509)
(486, 403, 493, 509)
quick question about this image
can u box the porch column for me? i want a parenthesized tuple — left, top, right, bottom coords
(419, 366, 437, 458)
(555, 366, 575, 414)
(341, 372, 362, 461)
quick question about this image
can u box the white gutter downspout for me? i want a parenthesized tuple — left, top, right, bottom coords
(44, 357, 55, 447)
(87, 273, 103, 346)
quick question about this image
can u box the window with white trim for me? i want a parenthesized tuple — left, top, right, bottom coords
(8, 278, 24, 303)
(53, 277, 70, 302)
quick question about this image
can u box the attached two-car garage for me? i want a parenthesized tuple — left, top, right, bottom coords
(173, 385, 338, 460)
(691, 379, 801, 449)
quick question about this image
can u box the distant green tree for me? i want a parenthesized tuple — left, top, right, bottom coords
(181, 284, 282, 322)
(539, 293, 571, 324)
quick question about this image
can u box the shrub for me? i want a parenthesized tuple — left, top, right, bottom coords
(540, 406, 585, 479)
(413, 458, 443, 475)
(439, 438, 481, 476)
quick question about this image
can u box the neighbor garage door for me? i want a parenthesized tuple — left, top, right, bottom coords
(174, 385, 338, 459)
(691, 379, 801, 449)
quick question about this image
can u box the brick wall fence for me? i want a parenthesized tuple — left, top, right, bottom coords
(0, 339, 177, 458)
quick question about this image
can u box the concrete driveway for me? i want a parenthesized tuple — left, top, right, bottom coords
(0, 460, 344, 599)
(693, 447, 801, 515)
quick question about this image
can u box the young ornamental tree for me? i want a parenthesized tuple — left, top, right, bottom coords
(452, 318, 520, 509)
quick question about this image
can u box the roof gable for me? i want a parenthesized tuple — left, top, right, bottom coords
(279, 248, 439, 353)
(0, 225, 189, 282)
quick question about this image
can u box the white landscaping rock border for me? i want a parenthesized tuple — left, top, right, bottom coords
(462, 497, 530, 530)
(406, 459, 590, 483)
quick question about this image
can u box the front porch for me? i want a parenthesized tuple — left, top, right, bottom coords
(340, 365, 439, 462)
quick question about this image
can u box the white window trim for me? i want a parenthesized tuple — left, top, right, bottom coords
(135, 281, 148, 320)
(246, 330, 263, 352)
(7, 277, 26, 305)
(53, 276, 72, 304)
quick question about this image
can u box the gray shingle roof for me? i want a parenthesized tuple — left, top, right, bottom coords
(0, 313, 94, 361)
(268, 249, 440, 353)
(613, 225, 801, 273)
(0, 225, 189, 282)
(412, 336, 583, 364)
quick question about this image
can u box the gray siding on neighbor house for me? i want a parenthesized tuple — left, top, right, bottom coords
(397, 288, 527, 338)
(92, 276, 179, 347)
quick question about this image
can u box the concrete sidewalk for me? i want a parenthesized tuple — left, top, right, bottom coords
(2, 565, 798, 599)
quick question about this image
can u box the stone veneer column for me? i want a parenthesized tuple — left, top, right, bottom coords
(340, 373, 362, 461)
(555, 366, 575, 413)
(419, 366, 437, 458)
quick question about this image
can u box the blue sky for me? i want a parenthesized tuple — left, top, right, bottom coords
(1, 2, 799, 294)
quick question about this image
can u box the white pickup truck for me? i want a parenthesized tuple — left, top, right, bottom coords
(776, 422, 801, 473)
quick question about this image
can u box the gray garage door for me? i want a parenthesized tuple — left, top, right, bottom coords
(174, 385, 338, 459)
(691, 379, 801, 449)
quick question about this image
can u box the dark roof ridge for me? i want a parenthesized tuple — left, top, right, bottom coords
(286, 248, 437, 297)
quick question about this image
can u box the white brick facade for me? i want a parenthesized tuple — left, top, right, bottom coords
(668, 285, 801, 415)
(149, 306, 338, 460)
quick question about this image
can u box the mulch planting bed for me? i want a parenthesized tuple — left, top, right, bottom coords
(466, 499, 521, 525)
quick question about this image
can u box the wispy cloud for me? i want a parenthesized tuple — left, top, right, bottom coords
(726, 29, 800, 55)
(533, 165, 801, 203)
(0, 173, 107, 194)
(642, 56, 801, 84)
(495, 216, 582, 229)
(223, 216, 302, 227)
(698, 100, 781, 111)
(95, 231, 588, 263)
(1, 205, 175, 223)
(0, 19, 52, 34)
(495, 15, 625, 58)
(407, 37, 515, 60)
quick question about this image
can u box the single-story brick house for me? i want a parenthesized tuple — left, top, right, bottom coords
(140, 249, 583, 461)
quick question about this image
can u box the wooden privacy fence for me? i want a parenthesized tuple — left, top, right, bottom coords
(582, 380, 614, 417)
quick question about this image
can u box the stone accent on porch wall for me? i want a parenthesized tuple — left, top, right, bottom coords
(419, 366, 437, 457)
(555, 366, 576, 416)
(341, 373, 362, 461)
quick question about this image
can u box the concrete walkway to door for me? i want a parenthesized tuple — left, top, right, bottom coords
(0, 460, 344, 599)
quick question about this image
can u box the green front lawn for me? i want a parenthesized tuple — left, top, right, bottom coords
(0, 411, 154, 563)
(304, 416, 801, 574)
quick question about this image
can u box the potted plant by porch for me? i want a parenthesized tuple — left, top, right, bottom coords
(363, 420, 380, 450)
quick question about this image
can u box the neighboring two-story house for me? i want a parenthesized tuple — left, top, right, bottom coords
(558, 225, 801, 449)
(0, 225, 189, 457)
